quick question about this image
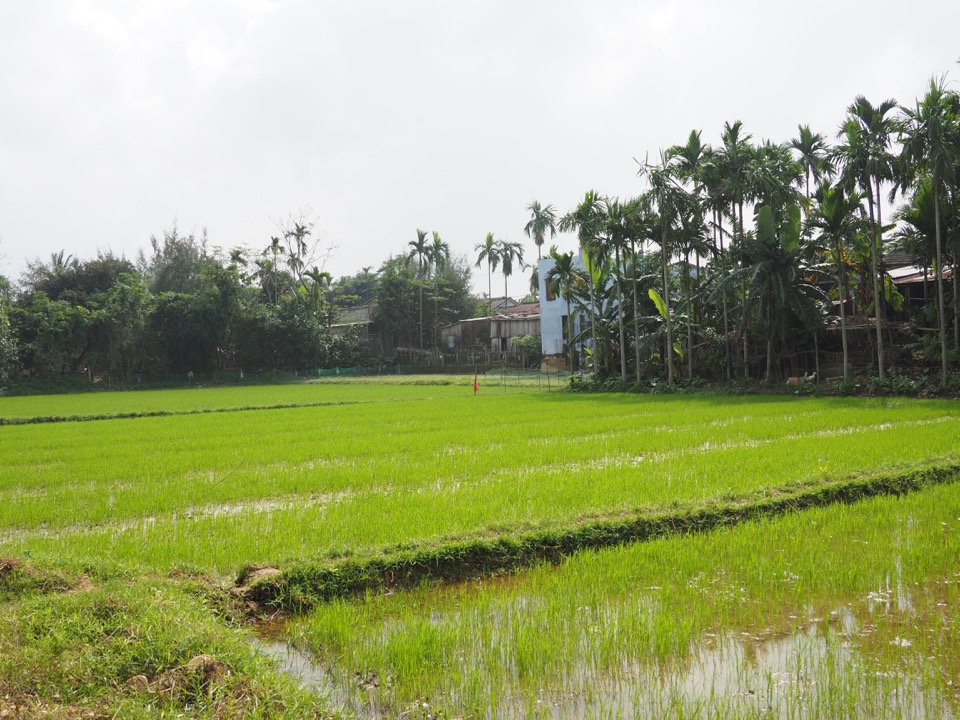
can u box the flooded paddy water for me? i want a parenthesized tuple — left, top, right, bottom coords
(256, 572, 958, 718)
(252, 484, 960, 719)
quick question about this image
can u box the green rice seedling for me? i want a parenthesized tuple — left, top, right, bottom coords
(4, 391, 960, 576)
(292, 483, 960, 718)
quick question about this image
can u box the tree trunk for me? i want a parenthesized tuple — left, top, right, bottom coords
(662, 225, 673, 384)
(953, 261, 958, 350)
(739, 202, 749, 379)
(838, 251, 849, 382)
(615, 246, 627, 383)
(585, 248, 599, 376)
(631, 239, 641, 383)
(765, 335, 773, 384)
(866, 190, 885, 380)
(717, 209, 731, 381)
(434, 281, 440, 354)
(934, 180, 948, 386)
(685, 251, 693, 381)
(814, 331, 820, 381)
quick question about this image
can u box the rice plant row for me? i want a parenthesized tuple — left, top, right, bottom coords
(289, 481, 960, 719)
(4, 387, 959, 577)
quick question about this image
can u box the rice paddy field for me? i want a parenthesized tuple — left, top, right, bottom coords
(1, 376, 959, 718)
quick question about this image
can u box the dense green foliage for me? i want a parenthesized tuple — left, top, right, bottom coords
(528, 75, 960, 387)
(4, 225, 480, 384)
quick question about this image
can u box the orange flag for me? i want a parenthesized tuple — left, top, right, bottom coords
(473, 374, 479, 394)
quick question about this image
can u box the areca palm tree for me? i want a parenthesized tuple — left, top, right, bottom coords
(639, 155, 692, 384)
(808, 184, 866, 381)
(834, 96, 898, 380)
(789, 124, 833, 202)
(602, 197, 638, 382)
(668, 130, 715, 378)
(408, 229, 429, 350)
(524, 201, 558, 260)
(474, 232, 500, 307)
(497, 239, 526, 303)
(623, 197, 651, 382)
(426, 232, 450, 352)
(898, 77, 960, 385)
(717, 120, 755, 377)
(560, 191, 606, 373)
(544, 246, 587, 372)
(892, 178, 939, 306)
(719, 204, 825, 383)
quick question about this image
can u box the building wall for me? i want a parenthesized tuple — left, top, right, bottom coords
(538, 253, 585, 357)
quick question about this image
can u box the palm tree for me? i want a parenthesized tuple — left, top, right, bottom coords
(808, 184, 866, 381)
(898, 77, 960, 386)
(524, 201, 558, 260)
(719, 204, 825, 383)
(668, 130, 714, 379)
(426, 232, 450, 352)
(789, 125, 833, 202)
(717, 120, 755, 377)
(702, 149, 734, 379)
(544, 246, 586, 372)
(408, 229, 429, 350)
(602, 197, 637, 382)
(639, 155, 692, 384)
(626, 197, 658, 381)
(497, 239, 526, 304)
(560, 191, 606, 374)
(834, 96, 898, 380)
(892, 178, 939, 307)
(474, 232, 500, 307)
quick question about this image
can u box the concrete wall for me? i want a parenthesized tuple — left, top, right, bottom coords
(538, 253, 585, 358)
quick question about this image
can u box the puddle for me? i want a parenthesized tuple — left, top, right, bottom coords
(254, 637, 332, 689)
(258, 570, 959, 719)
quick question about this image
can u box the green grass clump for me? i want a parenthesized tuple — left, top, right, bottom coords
(0, 572, 326, 719)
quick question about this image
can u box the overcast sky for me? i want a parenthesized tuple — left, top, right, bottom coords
(2, 1, 958, 298)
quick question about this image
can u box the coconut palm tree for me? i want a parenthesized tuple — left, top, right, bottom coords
(474, 232, 500, 307)
(898, 77, 960, 385)
(407, 229, 429, 350)
(524, 201, 558, 260)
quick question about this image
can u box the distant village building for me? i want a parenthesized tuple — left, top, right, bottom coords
(330, 302, 382, 353)
(537, 253, 586, 371)
(440, 302, 540, 365)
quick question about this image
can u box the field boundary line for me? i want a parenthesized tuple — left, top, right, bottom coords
(244, 462, 960, 612)
(0, 397, 431, 426)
